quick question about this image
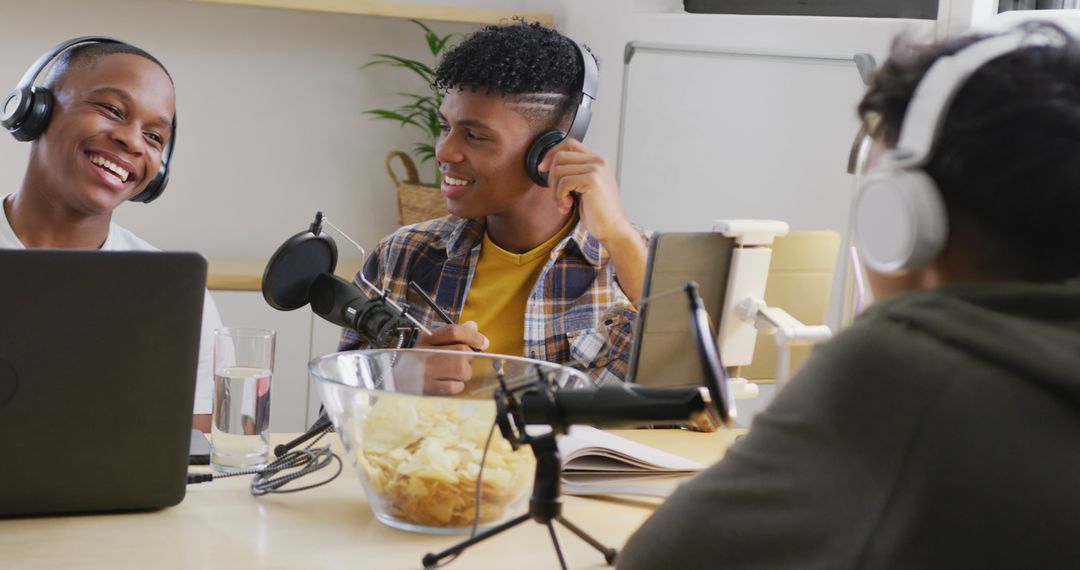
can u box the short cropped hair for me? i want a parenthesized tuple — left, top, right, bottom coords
(433, 21, 594, 131)
(43, 41, 172, 91)
(858, 22, 1080, 281)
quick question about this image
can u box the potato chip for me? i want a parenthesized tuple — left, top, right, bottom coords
(343, 393, 534, 528)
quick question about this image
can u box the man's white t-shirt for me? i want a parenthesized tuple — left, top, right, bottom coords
(0, 201, 222, 414)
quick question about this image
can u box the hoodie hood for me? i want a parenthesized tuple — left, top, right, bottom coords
(865, 281, 1080, 404)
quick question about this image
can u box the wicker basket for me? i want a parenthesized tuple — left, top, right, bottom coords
(385, 151, 447, 226)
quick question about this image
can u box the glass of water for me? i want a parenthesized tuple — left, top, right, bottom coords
(211, 327, 275, 473)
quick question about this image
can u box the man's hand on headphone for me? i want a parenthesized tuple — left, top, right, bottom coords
(539, 138, 633, 244)
(539, 138, 647, 302)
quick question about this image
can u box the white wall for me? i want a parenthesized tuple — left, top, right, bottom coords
(540, 0, 937, 326)
(541, 1, 937, 170)
(0, 0, 479, 263)
(0, 0, 976, 321)
(0, 0, 955, 263)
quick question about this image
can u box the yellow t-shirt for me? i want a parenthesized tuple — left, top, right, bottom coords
(459, 218, 576, 357)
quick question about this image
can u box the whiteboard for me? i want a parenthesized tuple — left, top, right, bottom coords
(616, 42, 872, 235)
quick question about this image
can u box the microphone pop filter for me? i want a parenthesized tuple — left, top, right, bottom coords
(262, 226, 338, 310)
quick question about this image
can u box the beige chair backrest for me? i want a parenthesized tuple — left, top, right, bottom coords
(739, 230, 840, 382)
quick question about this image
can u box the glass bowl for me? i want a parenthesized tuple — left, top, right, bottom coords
(309, 349, 593, 535)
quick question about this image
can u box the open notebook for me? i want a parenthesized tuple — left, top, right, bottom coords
(557, 426, 705, 498)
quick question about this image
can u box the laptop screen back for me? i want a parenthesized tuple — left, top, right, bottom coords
(0, 250, 206, 517)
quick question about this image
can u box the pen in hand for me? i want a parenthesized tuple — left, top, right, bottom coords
(408, 281, 484, 352)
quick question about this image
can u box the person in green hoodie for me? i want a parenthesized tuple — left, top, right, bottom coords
(617, 21, 1080, 570)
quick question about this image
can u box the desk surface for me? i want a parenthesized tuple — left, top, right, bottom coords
(0, 429, 739, 569)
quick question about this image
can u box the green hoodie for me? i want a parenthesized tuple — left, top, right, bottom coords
(619, 282, 1080, 570)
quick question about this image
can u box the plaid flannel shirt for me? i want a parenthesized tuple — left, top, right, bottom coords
(337, 215, 646, 386)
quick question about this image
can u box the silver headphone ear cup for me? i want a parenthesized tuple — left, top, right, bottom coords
(903, 170, 948, 269)
(855, 168, 948, 274)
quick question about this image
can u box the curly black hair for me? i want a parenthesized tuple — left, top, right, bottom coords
(858, 22, 1080, 281)
(434, 21, 592, 129)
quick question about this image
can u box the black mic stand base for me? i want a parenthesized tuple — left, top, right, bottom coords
(421, 433, 617, 570)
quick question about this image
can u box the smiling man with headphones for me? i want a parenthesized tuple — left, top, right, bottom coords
(618, 21, 1080, 569)
(339, 22, 647, 386)
(0, 38, 223, 431)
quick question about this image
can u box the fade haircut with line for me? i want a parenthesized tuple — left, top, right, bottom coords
(433, 21, 594, 132)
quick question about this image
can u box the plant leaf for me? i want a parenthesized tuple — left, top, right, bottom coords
(364, 54, 434, 83)
(432, 34, 453, 55)
(407, 20, 453, 58)
(363, 21, 452, 180)
(412, 19, 437, 38)
(364, 109, 424, 130)
(415, 21, 440, 55)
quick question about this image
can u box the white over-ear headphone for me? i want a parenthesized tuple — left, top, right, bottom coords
(854, 26, 1066, 274)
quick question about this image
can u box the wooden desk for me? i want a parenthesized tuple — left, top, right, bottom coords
(0, 430, 740, 569)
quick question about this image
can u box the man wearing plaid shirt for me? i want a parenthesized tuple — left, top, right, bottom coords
(339, 23, 647, 386)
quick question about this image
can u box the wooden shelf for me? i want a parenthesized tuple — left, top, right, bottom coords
(188, 0, 553, 26)
(208, 257, 364, 291)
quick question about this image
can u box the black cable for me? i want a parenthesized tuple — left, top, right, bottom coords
(429, 357, 506, 568)
(274, 415, 334, 457)
(187, 472, 213, 484)
(305, 426, 334, 449)
(186, 441, 342, 494)
(429, 414, 499, 569)
(471, 418, 498, 536)
(470, 358, 503, 536)
(250, 446, 342, 495)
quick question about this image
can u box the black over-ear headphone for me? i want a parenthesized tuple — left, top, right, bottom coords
(523, 39, 599, 187)
(1, 36, 175, 203)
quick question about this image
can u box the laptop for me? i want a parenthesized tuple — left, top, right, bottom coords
(626, 232, 735, 388)
(0, 250, 206, 517)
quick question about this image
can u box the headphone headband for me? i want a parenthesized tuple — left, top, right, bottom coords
(565, 40, 598, 142)
(2, 37, 125, 131)
(524, 38, 598, 186)
(13, 36, 125, 94)
(892, 27, 1066, 166)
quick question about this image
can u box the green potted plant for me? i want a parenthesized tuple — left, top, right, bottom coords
(365, 20, 455, 225)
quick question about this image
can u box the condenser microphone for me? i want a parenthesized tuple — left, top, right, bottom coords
(519, 384, 711, 429)
(308, 273, 421, 349)
(494, 282, 735, 448)
(263, 212, 435, 456)
(262, 212, 427, 349)
(262, 212, 338, 311)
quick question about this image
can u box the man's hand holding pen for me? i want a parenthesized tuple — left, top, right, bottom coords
(415, 320, 489, 353)
(406, 280, 488, 394)
(408, 281, 486, 354)
(416, 321, 488, 395)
